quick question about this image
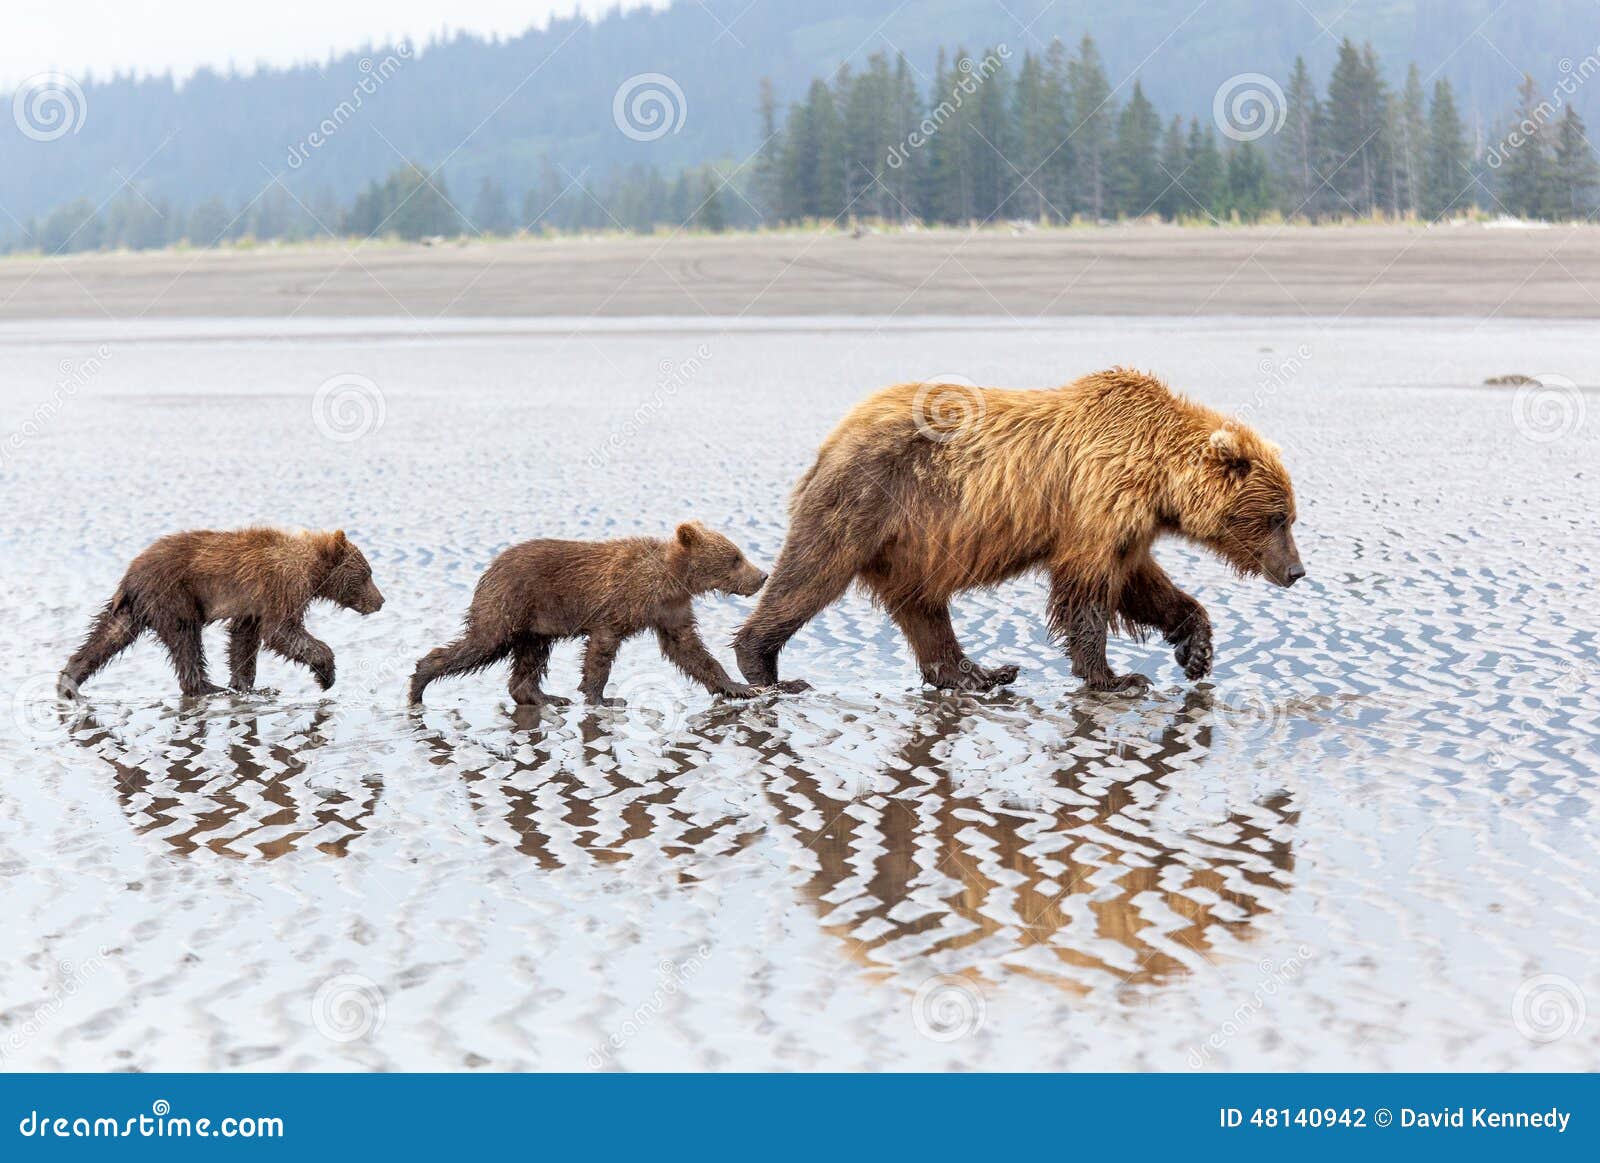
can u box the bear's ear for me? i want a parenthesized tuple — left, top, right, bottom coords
(333, 529, 349, 548)
(1208, 428, 1252, 477)
(675, 522, 703, 549)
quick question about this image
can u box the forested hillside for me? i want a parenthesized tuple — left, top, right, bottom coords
(4, 0, 1598, 248)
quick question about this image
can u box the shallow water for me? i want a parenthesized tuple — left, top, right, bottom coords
(0, 315, 1595, 1071)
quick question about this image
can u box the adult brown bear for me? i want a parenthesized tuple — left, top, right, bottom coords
(734, 368, 1304, 693)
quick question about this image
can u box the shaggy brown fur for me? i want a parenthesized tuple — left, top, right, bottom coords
(408, 522, 768, 708)
(735, 368, 1304, 693)
(59, 528, 384, 699)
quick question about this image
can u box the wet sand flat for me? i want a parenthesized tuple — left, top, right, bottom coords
(3, 223, 1600, 320)
(0, 314, 1596, 1070)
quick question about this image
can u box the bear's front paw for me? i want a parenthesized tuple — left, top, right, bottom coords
(1172, 624, 1213, 680)
(312, 667, 336, 691)
(717, 682, 758, 700)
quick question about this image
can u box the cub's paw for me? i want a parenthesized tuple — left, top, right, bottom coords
(1084, 672, 1152, 695)
(1172, 624, 1213, 680)
(312, 668, 336, 692)
(716, 682, 758, 700)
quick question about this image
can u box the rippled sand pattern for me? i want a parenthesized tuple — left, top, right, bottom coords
(1, 317, 1595, 1071)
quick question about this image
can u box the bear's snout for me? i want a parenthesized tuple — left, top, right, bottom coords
(729, 566, 767, 597)
(359, 584, 386, 614)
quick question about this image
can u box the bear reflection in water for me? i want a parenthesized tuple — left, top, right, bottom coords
(69, 706, 381, 860)
(417, 690, 1297, 988)
(67, 693, 1295, 986)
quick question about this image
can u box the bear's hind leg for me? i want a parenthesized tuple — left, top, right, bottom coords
(884, 596, 1018, 691)
(59, 600, 144, 697)
(408, 633, 510, 705)
(508, 633, 568, 707)
(733, 545, 862, 691)
(151, 614, 224, 698)
(227, 617, 272, 694)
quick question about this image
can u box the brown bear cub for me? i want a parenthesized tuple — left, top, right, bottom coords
(735, 368, 1305, 694)
(408, 522, 767, 708)
(59, 528, 385, 699)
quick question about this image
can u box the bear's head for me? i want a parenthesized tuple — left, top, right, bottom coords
(672, 521, 768, 597)
(316, 530, 386, 614)
(1175, 425, 1304, 588)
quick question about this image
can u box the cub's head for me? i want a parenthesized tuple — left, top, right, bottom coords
(672, 521, 768, 597)
(316, 530, 386, 614)
(1175, 424, 1304, 588)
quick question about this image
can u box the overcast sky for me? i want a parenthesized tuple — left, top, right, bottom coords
(3, 0, 663, 88)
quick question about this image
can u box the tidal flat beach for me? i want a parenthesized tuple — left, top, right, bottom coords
(0, 312, 1596, 1070)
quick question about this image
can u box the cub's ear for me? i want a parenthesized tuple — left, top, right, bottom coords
(1208, 428, 1252, 477)
(333, 529, 350, 548)
(675, 522, 703, 549)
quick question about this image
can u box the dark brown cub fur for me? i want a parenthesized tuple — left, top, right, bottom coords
(408, 522, 767, 708)
(59, 527, 385, 699)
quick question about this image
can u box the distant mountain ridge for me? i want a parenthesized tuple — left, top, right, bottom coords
(2, 0, 1594, 229)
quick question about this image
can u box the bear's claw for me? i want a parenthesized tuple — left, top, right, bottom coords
(1172, 624, 1213, 680)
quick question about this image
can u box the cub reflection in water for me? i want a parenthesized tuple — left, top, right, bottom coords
(413, 708, 760, 873)
(68, 706, 381, 860)
(750, 689, 1297, 988)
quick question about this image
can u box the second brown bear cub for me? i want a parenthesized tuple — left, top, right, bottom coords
(408, 522, 766, 707)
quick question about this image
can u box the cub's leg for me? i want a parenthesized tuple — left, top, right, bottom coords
(265, 621, 337, 691)
(656, 619, 754, 698)
(1048, 574, 1150, 694)
(883, 596, 1018, 691)
(227, 617, 272, 693)
(1117, 557, 1213, 680)
(579, 631, 621, 705)
(150, 612, 224, 698)
(407, 632, 510, 705)
(59, 600, 145, 697)
(508, 633, 568, 707)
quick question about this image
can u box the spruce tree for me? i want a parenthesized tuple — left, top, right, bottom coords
(1155, 115, 1188, 220)
(1184, 118, 1224, 219)
(1421, 78, 1468, 220)
(1498, 74, 1552, 218)
(1109, 81, 1161, 218)
(1067, 35, 1114, 219)
(1276, 56, 1320, 217)
(1549, 105, 1600, 218)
